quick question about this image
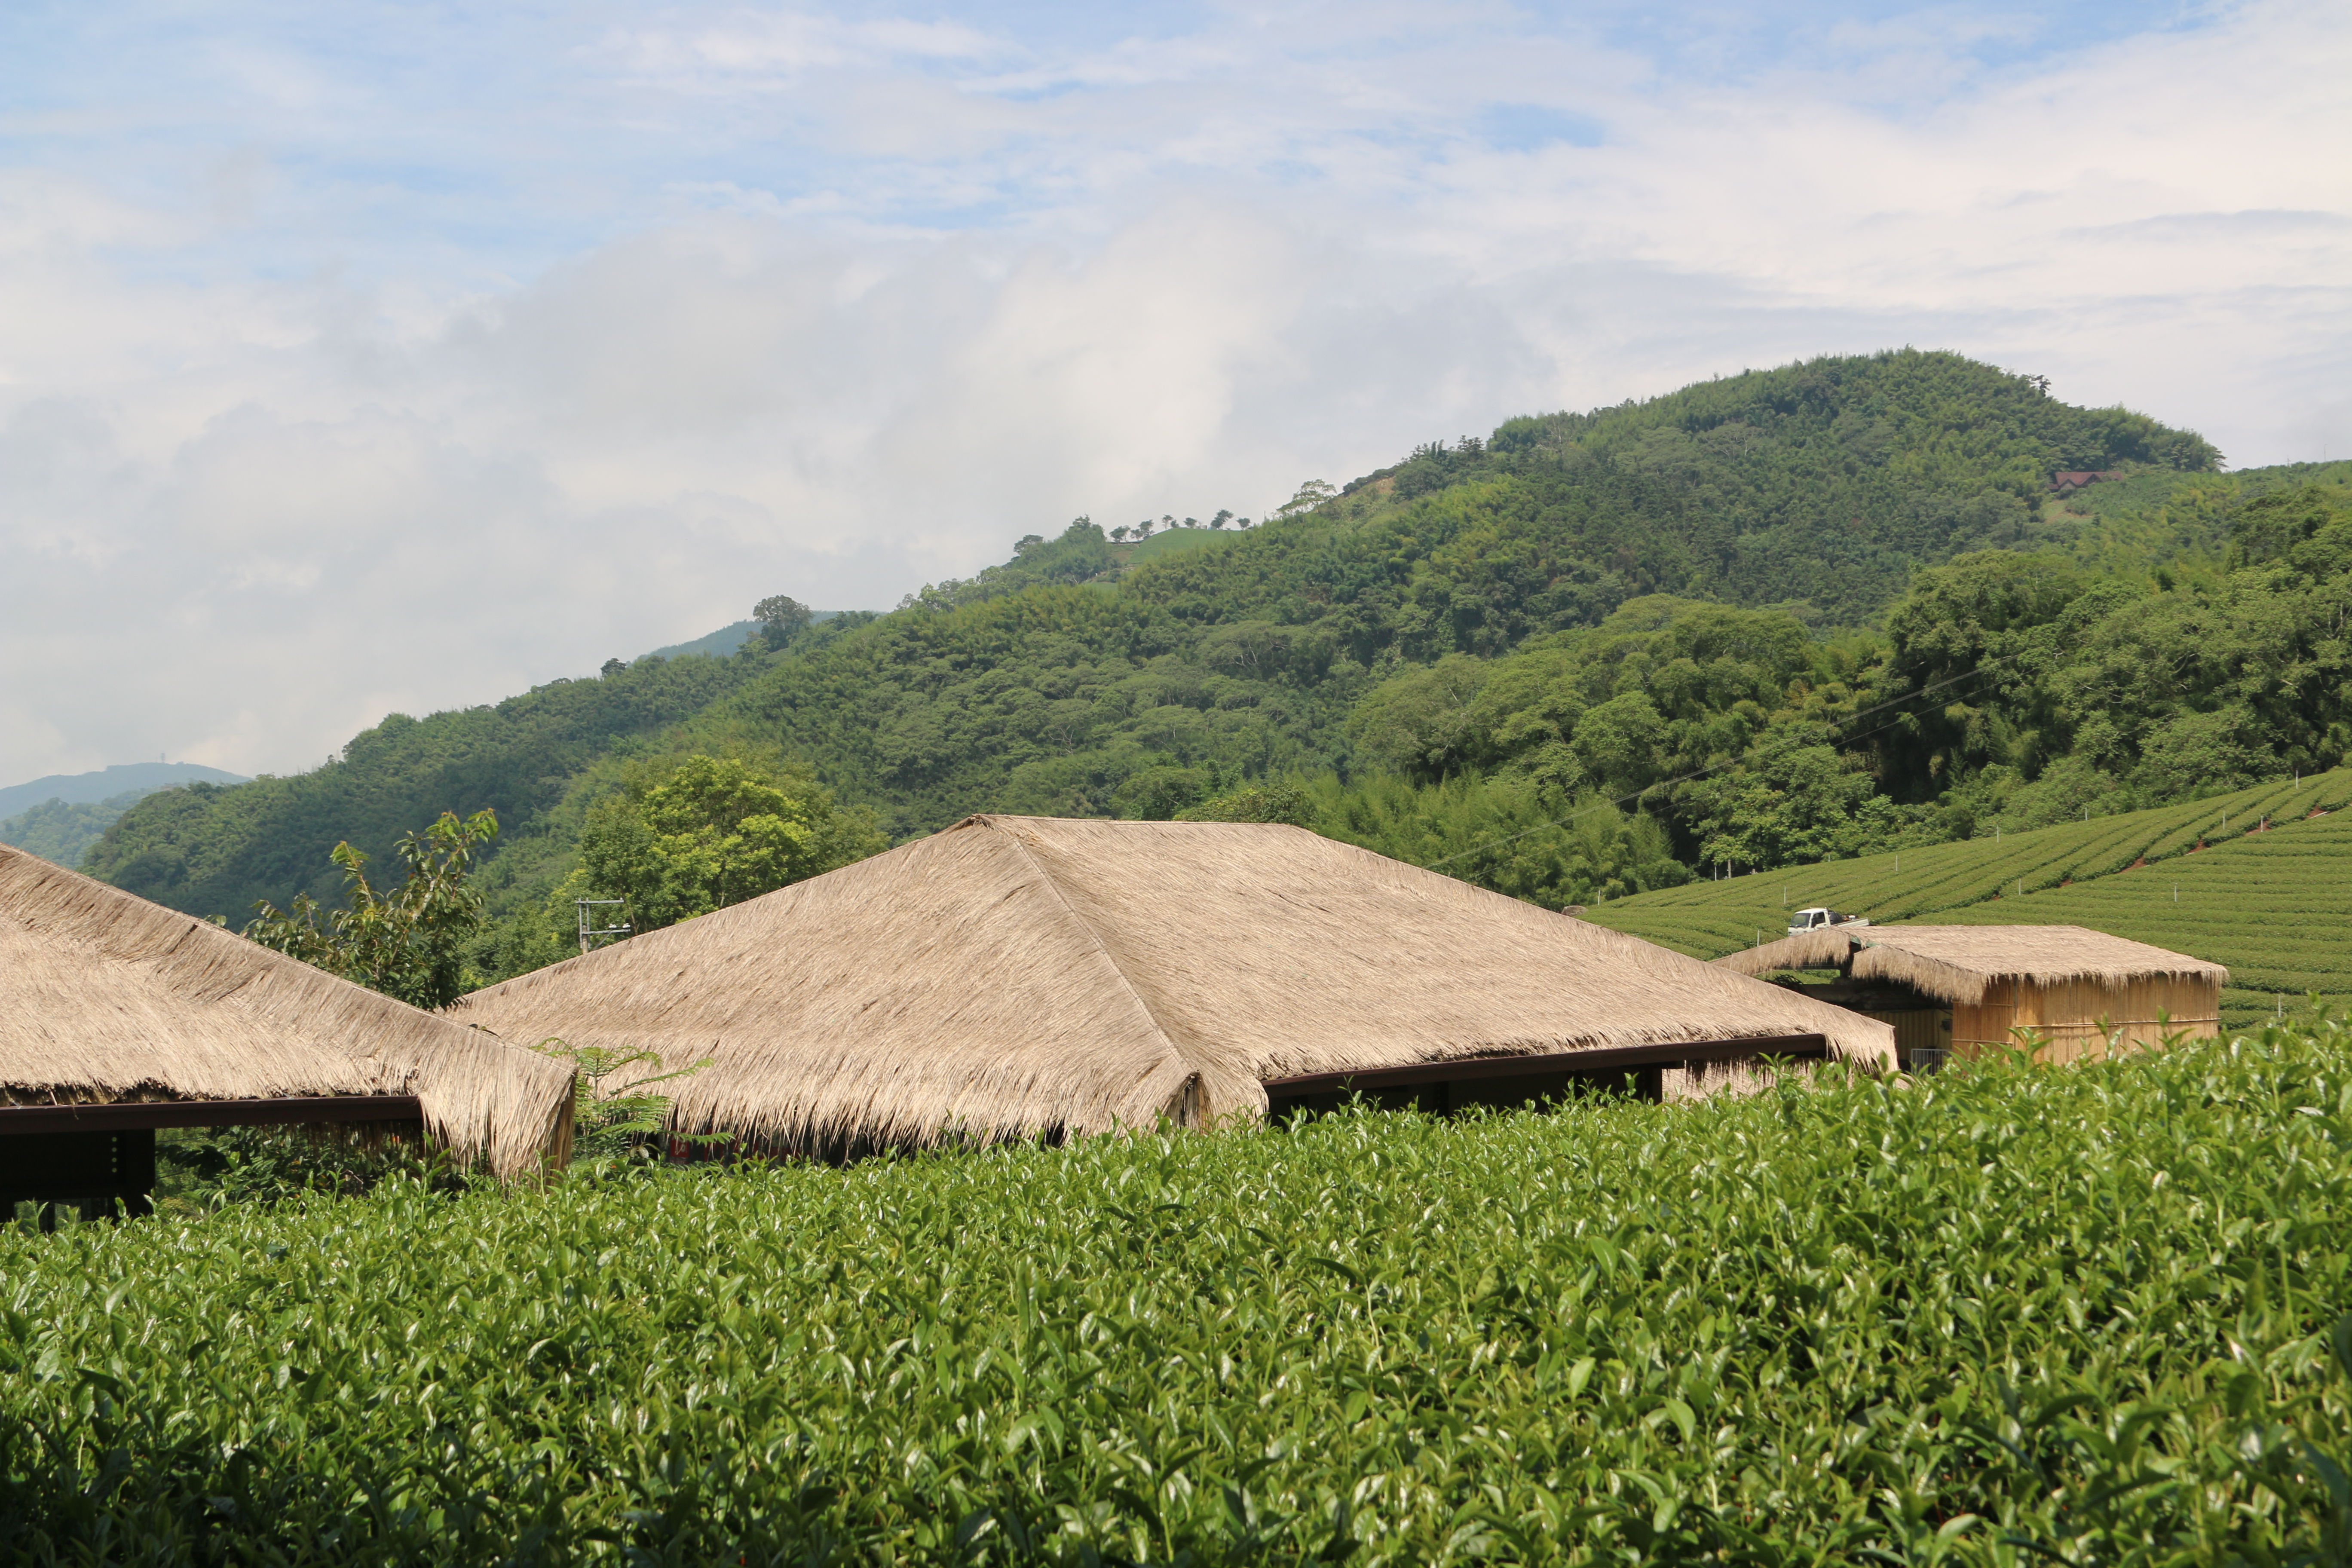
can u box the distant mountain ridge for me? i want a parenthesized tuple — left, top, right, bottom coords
(0, 762, 247, 821)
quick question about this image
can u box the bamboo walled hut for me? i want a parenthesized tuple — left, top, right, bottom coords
(456, 815, 1893, 1155)
(1714, 924, 2226, 1066)
(0, 842, 575, 1220)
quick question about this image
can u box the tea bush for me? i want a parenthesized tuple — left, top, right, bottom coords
(4, 1029, 2349, 1565)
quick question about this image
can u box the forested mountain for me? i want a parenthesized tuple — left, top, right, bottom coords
(85, 349, 2343, 961)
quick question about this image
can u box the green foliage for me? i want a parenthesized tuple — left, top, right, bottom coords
(1869, 481, 2352, 808)
(530, 1038, 712, 1176)
(243, 808, 498, 1009)
(1175, 780, 1317, 827)
(6, 1029, 2352, 1562)
(1305, 773, 1692, 909)
(1111, 764, 1218, 821)
(152, 1125, 453, 1212)
(1115, 522, 1247, 562)
(1585, 766, 2352, 1030)
(1341, 598, 1905, 871)
(1682, 727, 1940, 868)
(570, 752, 885, 936)
(1349, 597, 1867, 793)
(1350, 478, 2352, 880)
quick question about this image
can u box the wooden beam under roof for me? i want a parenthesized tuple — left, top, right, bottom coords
(0, 1095, 425, 1134)
(1260, 1035, 1826, 1097)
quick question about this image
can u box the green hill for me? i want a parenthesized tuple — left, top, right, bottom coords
(1580, 768, 2352, 1029)
(90, 348, 2319, 941)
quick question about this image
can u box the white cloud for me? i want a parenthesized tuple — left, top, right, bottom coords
(0, 0, 2345, 787)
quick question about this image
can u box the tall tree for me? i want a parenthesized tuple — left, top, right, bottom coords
(575, 753, 885, 935)
(754, 594, 814, 651)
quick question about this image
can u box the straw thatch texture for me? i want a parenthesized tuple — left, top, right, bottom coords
(1717, 928, 1868, 976)
(0, 843, 573, 1176)
(455, 815, 1891, 1150)
(1714, 924, 2226, 1006)
(1945, 974, 2224, 1062)
(1847, 927, 2225, 1006)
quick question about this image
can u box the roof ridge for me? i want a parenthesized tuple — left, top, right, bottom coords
(980, 817, 1204, 1087)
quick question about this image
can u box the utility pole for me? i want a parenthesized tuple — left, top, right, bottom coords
(576, 899, 631, 956)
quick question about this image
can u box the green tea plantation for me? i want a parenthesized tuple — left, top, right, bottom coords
(1587, 769, 2352, 1029)
(6, 1030, 2352, 1565)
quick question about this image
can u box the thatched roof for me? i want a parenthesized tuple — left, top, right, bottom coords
(454, 815, 1892, 1149)
(0, 842, 573, 1176)
(1715, 923, 2228, 1004)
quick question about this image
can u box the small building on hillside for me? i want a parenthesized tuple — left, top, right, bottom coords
(1713, 924, 2226, 1067)
(0, 843, 573, 1223)
(455, 815, 1893, 1157)
(2052, 469, 2124, 494)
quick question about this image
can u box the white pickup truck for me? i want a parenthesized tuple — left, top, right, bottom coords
(1787, 906, 1871, 937)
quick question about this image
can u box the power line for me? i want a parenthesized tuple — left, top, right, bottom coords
(1421, 652, 2018, 872)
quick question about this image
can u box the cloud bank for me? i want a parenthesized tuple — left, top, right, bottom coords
(1, 0, 2346, 783)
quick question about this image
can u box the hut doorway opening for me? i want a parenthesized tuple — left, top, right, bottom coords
(1262, 1034, 1828, 1123)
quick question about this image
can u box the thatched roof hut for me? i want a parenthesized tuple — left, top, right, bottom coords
(0, 842, 573, 1177)
(455, 815, 1891, 1152)
(1715, 924, 2226, 1062)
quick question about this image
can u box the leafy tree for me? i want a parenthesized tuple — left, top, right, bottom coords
(1113, 766, 1218, 821)
(1175, 781, 1315, 827)
(575, 753, 885, 935)
(1195, 619, 1333, 684)
(245, 809, 499, 1009)
(1682, 729, 1936, 869)
(1348, 654, 1492, 781)
(1274, 480, 1336, 518)
(754, 594, 814, 651)
(1304, 773, 1690, 910)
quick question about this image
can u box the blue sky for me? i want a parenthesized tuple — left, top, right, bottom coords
(1, 0, 2345, 781)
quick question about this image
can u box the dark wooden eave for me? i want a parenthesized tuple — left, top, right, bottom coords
(0, 1096, 424, 1134)
(1784, 980, 1941, 1012)
(1261, 1034, 1827, 1097)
